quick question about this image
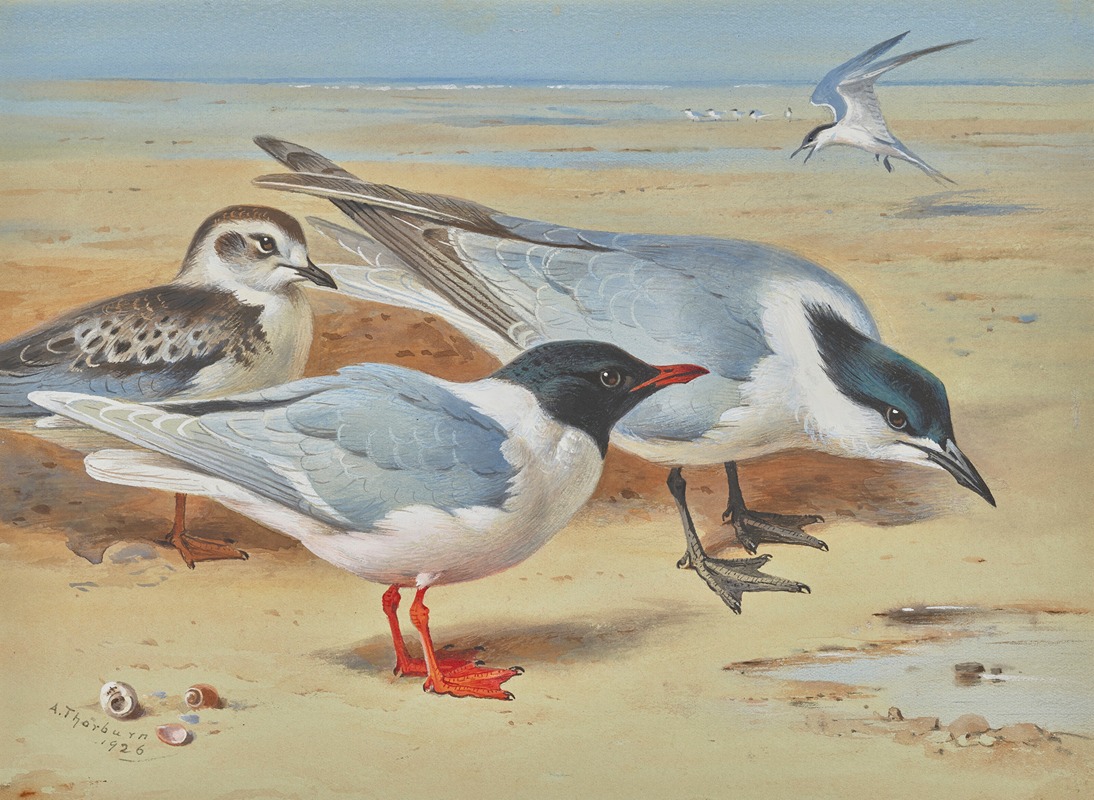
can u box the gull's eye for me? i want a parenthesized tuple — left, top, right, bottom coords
(255, 235, 277, 255)
(885, 406, 908, 431)
(599, 368, 622, 388)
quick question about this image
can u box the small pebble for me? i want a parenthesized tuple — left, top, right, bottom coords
(887, 707, 904, 721)
(978, 734, 996, 747)
(179, 713, 199, 724)
(948, 713, 991, 738)
(954, 662, 985, 674)
(955, 733, 973, 747)
(997, 723, 1044, 744)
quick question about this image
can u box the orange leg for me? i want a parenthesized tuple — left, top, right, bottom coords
(383, 585, 485, 677)
(408, 587, 522, 700)
(165, 493, 249, 570)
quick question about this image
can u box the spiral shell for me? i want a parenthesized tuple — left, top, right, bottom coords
(99, 681, 140, 719)
(156, 724, 191, 746)
(184, 683, 220, 709)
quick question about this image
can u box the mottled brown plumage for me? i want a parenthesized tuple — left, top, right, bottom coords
(3, 204, 334, 569)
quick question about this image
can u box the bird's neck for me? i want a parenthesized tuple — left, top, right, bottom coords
(746, 289, 881, 456)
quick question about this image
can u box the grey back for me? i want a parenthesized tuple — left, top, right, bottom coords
(164, 364, 517, 530)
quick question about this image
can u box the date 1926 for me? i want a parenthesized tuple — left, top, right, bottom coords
(49, 703, 150, 757)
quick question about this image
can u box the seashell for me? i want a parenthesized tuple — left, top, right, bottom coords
(156, 724, 191, 746)
(99, 681, 140, 719)
(184, 683, 220, 709)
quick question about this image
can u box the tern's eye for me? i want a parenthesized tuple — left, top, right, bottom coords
(599, 368, 622, 388)
(255, 235, 277, 255)
(885, 406, 908, 431)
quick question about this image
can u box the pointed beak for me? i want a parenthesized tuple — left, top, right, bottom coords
(293, 258, 338, 289)
(791, 142, 813, 161)
(630, 363, 709, 393)
(907, 439, 995, 507)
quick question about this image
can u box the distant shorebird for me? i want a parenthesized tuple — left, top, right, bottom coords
(1, 205, 335, 568)
(704, 108, 726, 121)
(252, 136, 995, 614)
(785, 106, 793, 123)
(791, 31, 973, 182)
(729, 108, 743, 121)
(748, 109, 771, 121)
(682, 108, 704, 121)
(33, 341, 707, 699)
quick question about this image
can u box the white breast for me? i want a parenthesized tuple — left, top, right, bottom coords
(293, 379, 605, 588)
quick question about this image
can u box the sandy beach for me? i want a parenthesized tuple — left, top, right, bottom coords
(1, 79, 1092, 798)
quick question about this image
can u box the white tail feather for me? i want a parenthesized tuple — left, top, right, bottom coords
(85, 449, 240, 497)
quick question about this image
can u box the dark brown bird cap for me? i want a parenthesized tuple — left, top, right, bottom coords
(185, 205, 307, 257)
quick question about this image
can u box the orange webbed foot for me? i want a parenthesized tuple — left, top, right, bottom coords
(423, 662, 524, 701)
(167, 530, 249, 570)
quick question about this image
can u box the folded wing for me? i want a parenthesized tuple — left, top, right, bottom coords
(31, 363, 516, 531)
(1, 287, 264, 416)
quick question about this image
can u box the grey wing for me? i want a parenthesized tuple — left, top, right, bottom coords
(836, 38, 975, 145)
(836, 80, 897, 144)
(847, 39, 976, 86)
(0, 287, 254, 416)
(183, 364, 514, 528)
(448, 227, 787, 440)
(449, 225, 775, 374)
(811, 31, 909, 119)
(35, 364, 517, 531)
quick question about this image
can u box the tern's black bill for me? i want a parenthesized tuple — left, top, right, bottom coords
(906, 439, 995, 507)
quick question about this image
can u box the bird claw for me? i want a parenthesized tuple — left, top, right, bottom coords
(722, 508, 827, 554)
(680, 551, 811, 614)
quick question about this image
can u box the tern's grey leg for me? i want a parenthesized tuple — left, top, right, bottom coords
(721, 462, 828, 555)
(883, 156, 894, 173)
(668, 468, 811, 614)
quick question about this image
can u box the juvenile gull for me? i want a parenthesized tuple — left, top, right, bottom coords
(1, 205, 336, 567)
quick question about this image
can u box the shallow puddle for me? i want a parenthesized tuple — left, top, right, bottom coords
(747, 607, 1093, 734)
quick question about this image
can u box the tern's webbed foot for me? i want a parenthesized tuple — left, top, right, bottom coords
(165, 530, 249, 570)
(723, 507, 827, 555)
(678, 552, 810, 615)
(668, 466, 813, 614)
(423, 662, 523, 701)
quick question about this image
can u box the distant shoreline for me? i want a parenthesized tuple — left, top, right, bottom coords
(2, 77, 1091, 90)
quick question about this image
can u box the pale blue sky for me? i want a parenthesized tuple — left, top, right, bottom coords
(0, 1, 1089, 84)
